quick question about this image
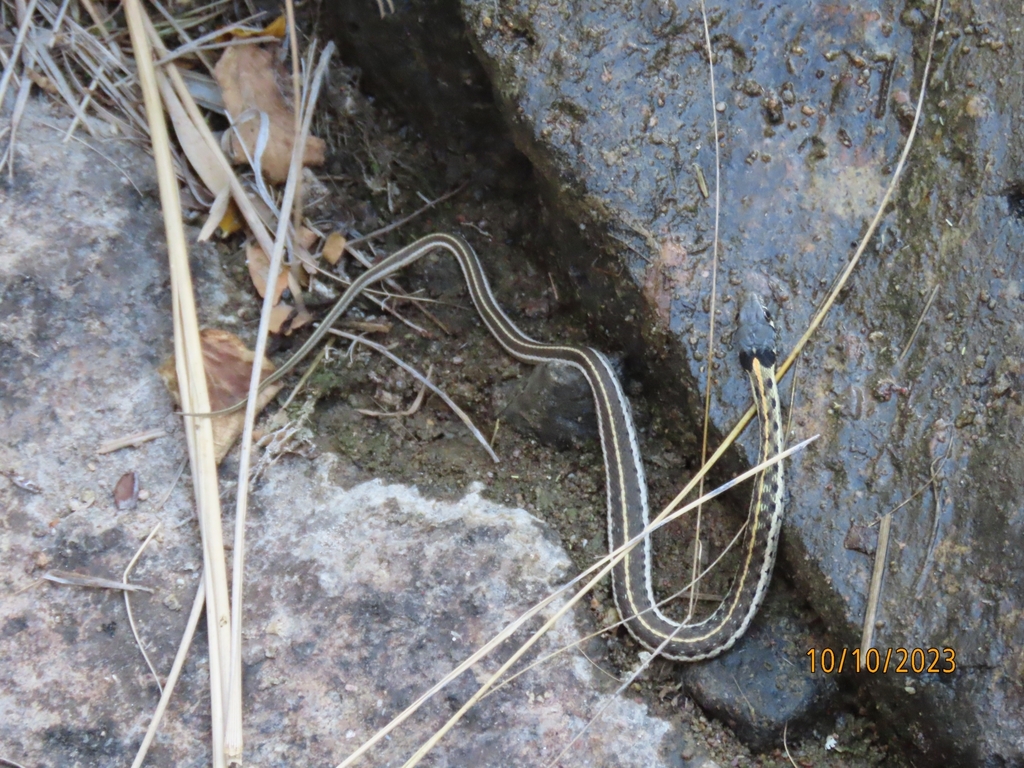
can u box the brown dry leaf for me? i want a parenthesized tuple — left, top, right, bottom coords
(268, 304, 312, 335)
(214, 45, 326, 183)
(113, 471, 139, 511)
(322, 231, 346, 265)
(158, 329, 283, 462)
(26, 70, 59, 95)
(245, 240, 289, 302)
(296, 226, 318, 250)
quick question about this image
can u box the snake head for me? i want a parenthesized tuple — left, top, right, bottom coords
(737, 293, 777, 372)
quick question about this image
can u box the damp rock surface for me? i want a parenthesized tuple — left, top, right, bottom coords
(320, 0, 1024, 763)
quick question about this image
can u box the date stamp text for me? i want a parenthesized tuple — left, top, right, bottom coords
(806, 647, 956, 674)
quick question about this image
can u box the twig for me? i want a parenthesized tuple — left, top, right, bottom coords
(689, 0, 723, 623)
(124, 523, 165, 694)
(0, 0, 40, 114)
(0, 42, 31, 178)
(862, 436, 951, 654)
(148, 0, 217, 73)
(859, 512, 891, 657)
(783, 722, 798, 768)
(344, 180, 470, 249)
(42, 570, 153, 592)
(899, 283, 940, 362)
(97, 428, 167, 454)
(270, 342, 331, 420)
(224, 37, 336, 763)
(34, 119, 144, 196)
(347, 245, 450, 336)
(123, 3, 232, 766)
(151, 457, 188, 513)
(774, 0, 942, 385)
(149, 10, 268, 68)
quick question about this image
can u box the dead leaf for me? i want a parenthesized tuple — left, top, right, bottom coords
(156, 69, 230, 197)
(158, 329, 283, 462)
(261, 16, 287, 37)
(323, 231, 346, 265)
(113, 471, 139, 511)
(246, 240, 289, 302)
(214, 45, 326, 183)
(269, 304, 312, 335)
(218, 200, 243, 236)
(296, 226, 318, 250)
(223, 15, 287, 39)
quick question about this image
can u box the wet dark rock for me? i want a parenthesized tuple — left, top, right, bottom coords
(322, 0, 1024, 763)
(678, 588, 838, 752)
(319, 0, 513, 162)
(503, 360, 599, 448)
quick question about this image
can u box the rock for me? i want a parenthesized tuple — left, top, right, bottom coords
(0, 98, 687, 767)
(503, 360, 600, 448)
(678, 588, 838, 752)
(319, 0, 1024, 763)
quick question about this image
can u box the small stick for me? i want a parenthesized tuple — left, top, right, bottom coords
(859, 512, 891, 656)
(783, 722, 798, 768)
(43, 570, 154, 593)
(130, 575, 206, 768)
(899, 283, 940, 362)
(272, 342, 331, 418)
(124, 523, 165, 693)
(0, 0, 41, 114)
(344, 180, 469, 249)
(97, 428, 167, 454)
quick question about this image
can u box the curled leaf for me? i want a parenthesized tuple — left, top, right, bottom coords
(214, 45, 325, 183)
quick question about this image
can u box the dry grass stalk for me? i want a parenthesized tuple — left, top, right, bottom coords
(130, 576, 208, 768)
(122, 1, 232, 765)
(688, 0, 724, 624)
(123, 524, 165, 694)
(222, 34, 336, 763)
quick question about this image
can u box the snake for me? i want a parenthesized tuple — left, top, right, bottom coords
(239, 232, 785, 660)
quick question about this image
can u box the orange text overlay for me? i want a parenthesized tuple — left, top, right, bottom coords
(805, 647, 956, 675)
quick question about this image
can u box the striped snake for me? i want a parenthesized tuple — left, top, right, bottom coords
(247, 232, 785, 660)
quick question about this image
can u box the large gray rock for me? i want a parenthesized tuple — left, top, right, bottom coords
(0, 98, 697, 767)
(323, 0, 1024, 763)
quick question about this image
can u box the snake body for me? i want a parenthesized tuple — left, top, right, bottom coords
(258, 232, 785, 660)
